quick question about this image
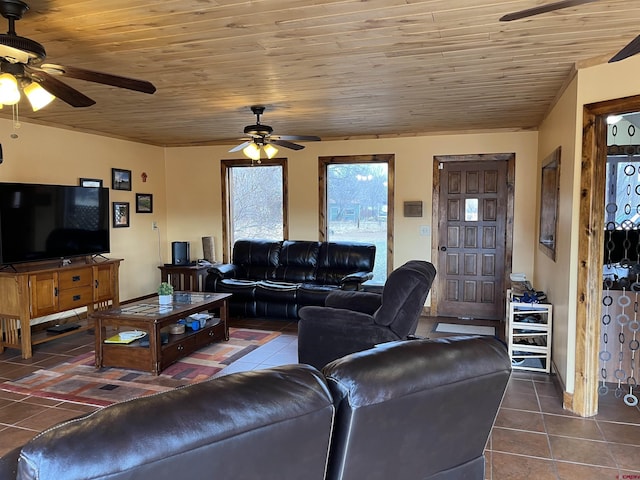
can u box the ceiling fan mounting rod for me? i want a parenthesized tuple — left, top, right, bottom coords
(251, 105, 265, 123)
(0, 0, 29, 36)
(0, 0, 29, 21)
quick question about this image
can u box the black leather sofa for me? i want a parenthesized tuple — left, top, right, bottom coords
(0, 336, 511, 480)
(204, 239, 376, 319)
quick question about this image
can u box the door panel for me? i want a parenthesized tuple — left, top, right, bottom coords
(436, 160, 508, 320)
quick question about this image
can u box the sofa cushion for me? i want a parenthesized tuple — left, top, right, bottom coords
(232, 239, 282, 280)
(316, 242, 376, 285)
(374, 260, 436, 338)
(15, 365, 335, 480)
(274, 241, 321, 282)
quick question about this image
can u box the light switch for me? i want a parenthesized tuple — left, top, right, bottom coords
(419, 225, 431, 236)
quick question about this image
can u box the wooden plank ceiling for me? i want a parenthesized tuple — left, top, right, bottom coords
(1, 0, 639, 147)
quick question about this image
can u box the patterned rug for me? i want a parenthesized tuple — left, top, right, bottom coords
(0, 328, 280, 407)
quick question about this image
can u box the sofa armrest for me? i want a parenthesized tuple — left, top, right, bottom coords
(207, 263, 239, 279)
(340, 271, 374, 289)
(325, 291, 382, 315)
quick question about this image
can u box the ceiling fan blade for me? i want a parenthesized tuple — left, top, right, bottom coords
(609, 34, 640, 63)
(271, 134, 321, 142)
(229, 140, 252, 152)
(28, 69, 95, 107)
(500, 0, 599, 21)
(40, 63, 156, 94)
(268, 139, 305, 151)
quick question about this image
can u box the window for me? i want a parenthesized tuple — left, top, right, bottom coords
(603, 154, 639, 288)
(320, 155, 394, 282)
(222, 159, 288, 261)
(605, 156, 640, 227)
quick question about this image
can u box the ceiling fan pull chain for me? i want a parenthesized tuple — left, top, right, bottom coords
(12, 102, 20, 133)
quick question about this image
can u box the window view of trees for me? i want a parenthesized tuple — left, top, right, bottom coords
(326, 162, 389, 282)
(605, 158, 640, 227)
(229, 164, 284, 243)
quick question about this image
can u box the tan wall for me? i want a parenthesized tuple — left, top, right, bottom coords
(2, 118, 540, 314)
(0, 119, 166, 302)
(164, 130, 540, 294)
(536, 76, 579, 394)
(536, 54, 640, 396)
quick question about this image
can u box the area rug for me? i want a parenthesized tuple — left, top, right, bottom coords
(0, 328, 280, 407)
(433, 323, 496, 336)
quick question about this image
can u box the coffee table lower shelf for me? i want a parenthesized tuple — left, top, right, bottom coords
(101, 319, 226, 374)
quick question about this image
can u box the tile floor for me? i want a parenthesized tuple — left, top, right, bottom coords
(0, 316, 638, 480)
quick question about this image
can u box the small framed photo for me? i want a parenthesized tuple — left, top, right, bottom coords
(136, 193, 153, 213)
(112, 168, 132, 191)
(113, 202, 130, 228)
(79, 178, 103, 188)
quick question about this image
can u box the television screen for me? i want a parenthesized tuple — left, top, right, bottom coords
(0, 183, 110, 265)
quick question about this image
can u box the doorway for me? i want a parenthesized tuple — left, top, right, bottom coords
(431, 154, 515, 320)
(576, 94, 640, 417)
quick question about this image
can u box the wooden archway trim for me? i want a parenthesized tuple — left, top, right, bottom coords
(574, 94, 640, 416)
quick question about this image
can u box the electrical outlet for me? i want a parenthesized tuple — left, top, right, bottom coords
(152, 221, 158, 230)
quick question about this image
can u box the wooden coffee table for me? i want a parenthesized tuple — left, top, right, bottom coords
(92, 292, 231, 375)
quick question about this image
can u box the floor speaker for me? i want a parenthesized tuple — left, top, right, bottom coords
(171, 241, 190, 265)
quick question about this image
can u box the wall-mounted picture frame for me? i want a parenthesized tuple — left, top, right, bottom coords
(79, 178, 103, 188)
(136, 193, 153, 213)
(113, 201, 130, 228)
(112, 168, 132, 191)
(539, 147, 561, 261)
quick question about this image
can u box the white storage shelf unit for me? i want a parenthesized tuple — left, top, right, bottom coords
(506, 290, 552, 373)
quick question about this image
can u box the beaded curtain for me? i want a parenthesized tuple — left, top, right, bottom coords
(601, 120, 640, 407)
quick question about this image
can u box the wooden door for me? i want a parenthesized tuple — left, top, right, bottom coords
(435, 159, 509, 320)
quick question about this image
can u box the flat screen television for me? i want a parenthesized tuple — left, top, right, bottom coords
(0, 182, 110, 265)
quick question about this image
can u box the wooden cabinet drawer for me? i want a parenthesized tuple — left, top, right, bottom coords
(58, 268, 92, 290)
(194, 322, 224, 349)
(162, 336, 196, 366)
(58, 285, 93, 310)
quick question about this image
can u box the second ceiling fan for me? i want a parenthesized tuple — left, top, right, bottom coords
(500, 0, 640, 63)
(229, 106, 321, 161)
(0, 0, 155, 110)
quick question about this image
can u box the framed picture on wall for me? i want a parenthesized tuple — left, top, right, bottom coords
(113, 202, 130, 228)
(112, 168, 132, 191)
(539, 147, 561, 261)
(79, 178, 103, 188)
(136, 193, 153, 213)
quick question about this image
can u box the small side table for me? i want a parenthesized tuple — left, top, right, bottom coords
(158, 264, 211, 292)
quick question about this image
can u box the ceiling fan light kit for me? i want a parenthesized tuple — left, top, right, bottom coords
(0, 0, 156, 112)
(231, 105, 321, 160)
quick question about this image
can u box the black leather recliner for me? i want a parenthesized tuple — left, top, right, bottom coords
(298, 260, 436, 369)
(324, 336, 511, 480)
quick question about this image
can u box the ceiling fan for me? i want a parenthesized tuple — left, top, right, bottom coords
(229, 106, 321, 160)
(0, 0, 155, 110)
(500, 0, 640, 63)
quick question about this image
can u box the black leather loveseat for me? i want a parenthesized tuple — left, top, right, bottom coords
(204, 239, 376, 319)
(0, 336, 511, 480)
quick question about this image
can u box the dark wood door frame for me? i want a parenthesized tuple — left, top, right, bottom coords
(431, 153, 515, 319)
(573, 94, 640, 417)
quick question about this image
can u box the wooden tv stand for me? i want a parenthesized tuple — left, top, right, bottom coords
(0, 258, 121, 359)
